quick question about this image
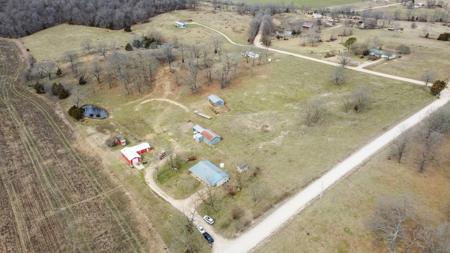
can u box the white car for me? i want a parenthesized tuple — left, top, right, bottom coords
(196, 224, 206, 234)
(203, 215, 215, 225)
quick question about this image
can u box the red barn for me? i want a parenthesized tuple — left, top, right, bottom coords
(120, 142, 152, 165)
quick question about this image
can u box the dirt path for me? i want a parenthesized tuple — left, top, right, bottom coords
(354, 2, 402, 12)
(137, 98, 190, 112)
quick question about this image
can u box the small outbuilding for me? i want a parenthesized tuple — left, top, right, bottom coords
(120, 142, 152, 166)
(192, 124, 221, 145)
(175, 21, 187, 28)
(208, 95, 225, 106)
(189, 160, 229, 187)
(242, 51, 260, 59)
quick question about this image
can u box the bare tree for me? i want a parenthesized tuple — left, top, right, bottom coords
(343, 86, 371, 113)
(64, 51, 78, 74)
(303, 98, 326, 126)
(187, 59, 199, 92)
(97, 42, 108, 58)
(304, 27, 321, 46)
(338, 53, 351, 67)
(212, 36, 223, 55)
(331, 66, 345, 85)
(421, 70, 436, 86)
(171, 211, 201, 253)
(91, 61, 103, 84)
(369, 196, 414, 253)
(415, 108, 450, 172)
(81, 39, 93, 54)
(389, 135, 409, 163)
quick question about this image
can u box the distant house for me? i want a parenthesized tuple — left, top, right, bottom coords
(242, 51, 260, 59)
(193, 125, 221, 145)
(208, 94, 225, 106)
(189, 160, 229, 186)
(175, 21, 187, 28)
(120, 142, 152, 165)
(369, 49, 396, 60)
(302, 21, 314, 29)
(312, 13, 323, 19)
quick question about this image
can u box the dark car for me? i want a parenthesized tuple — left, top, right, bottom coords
(202, 232, 214, 244)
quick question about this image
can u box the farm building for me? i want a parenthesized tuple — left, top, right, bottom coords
(189, 160, 229, 187)
(193, 125, 221, 145)
(302, 22, 314, 29)
(208, 94, 225, 106)
(120, 142, 152, 165)
(175, 21, 187, 28)
(369, 49, 397, 60)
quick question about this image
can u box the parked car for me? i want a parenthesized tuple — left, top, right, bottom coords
(196, 224, 205, 234)
(203, 215, 214, 225)
(202, 232, 214, 244)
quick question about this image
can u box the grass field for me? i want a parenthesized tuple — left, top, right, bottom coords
(254, 111, 450, 253)
(272, 20, 450, 80)
(21, 8, 251, 61)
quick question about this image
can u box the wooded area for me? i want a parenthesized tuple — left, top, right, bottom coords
(0, 0, 197, 37)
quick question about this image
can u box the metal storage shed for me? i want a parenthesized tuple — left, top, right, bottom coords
(208, 95, 225, 106)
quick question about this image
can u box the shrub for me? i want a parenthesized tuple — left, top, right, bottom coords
(125, 43, 133, 51)
(304, 98, 326, 126)
(231, 206, 245, 220)
(51, 83, 70, 99)
(132, 39, 142, 48)
(56, 67, 63, 77)
(58, 87, 70, 99)
(430, 80, 447, 96)
(79, 75, 87, 85)
(68, 105, 84, 120)
(343, 87, 371, 113)
(33, 82, 45, 94)
(437, 32, 450, 41)
(396, 44, 411, 55)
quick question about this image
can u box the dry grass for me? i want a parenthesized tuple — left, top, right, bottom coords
(254, 122, 450, 253)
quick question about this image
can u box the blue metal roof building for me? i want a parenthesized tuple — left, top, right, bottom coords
(189, 160, 229, 187)
(208, 95, 225, 106)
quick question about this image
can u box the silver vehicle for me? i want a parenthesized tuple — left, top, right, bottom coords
(203, 215, 215, 225)
(196, 224, 206, 234)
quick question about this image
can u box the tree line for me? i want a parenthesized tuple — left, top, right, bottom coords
(0, 0, 198, 37)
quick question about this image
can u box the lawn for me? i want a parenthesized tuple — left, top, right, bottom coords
(155, 157, 203, 199)
(254, 112, 450, 253)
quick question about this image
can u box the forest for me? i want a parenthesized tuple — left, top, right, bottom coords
(0, 0, 196, 37)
